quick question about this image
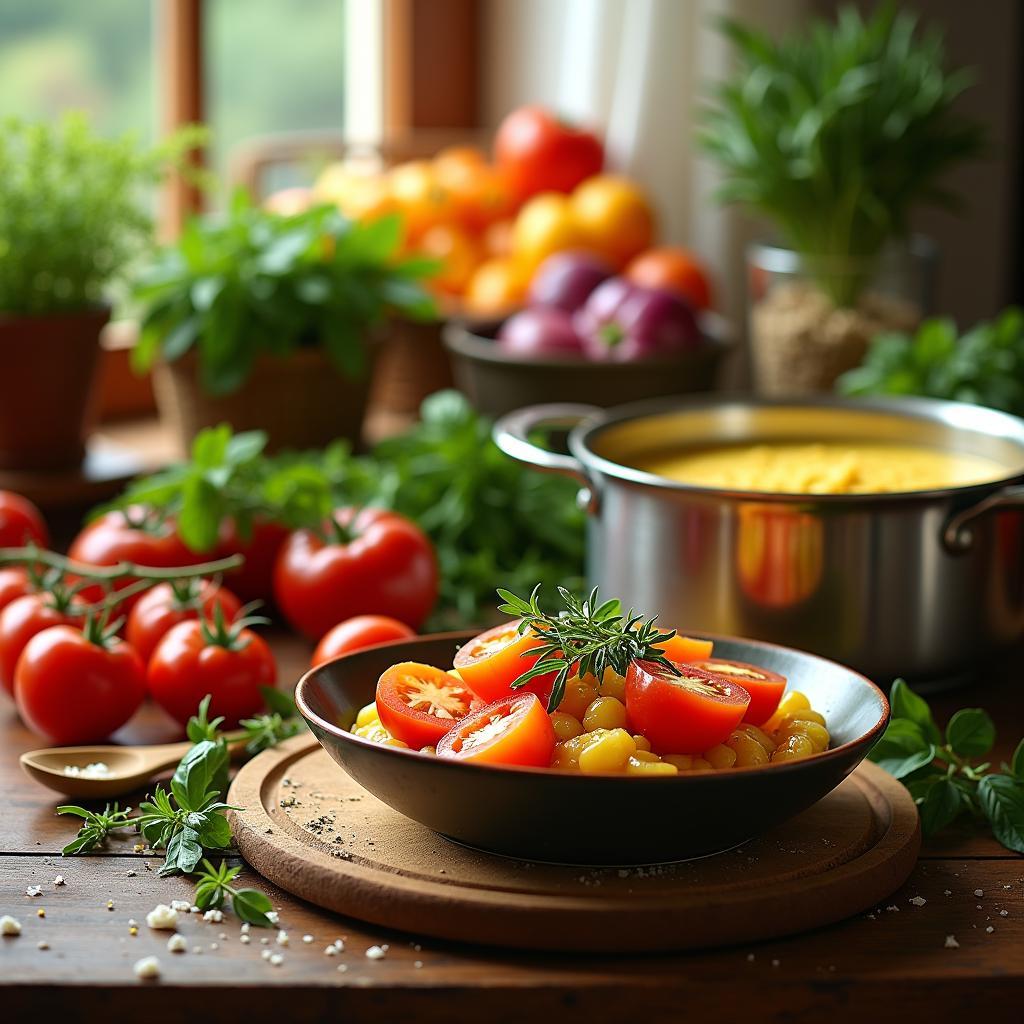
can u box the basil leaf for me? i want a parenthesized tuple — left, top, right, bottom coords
(194, 813, 232, 850)
(869, 719, 935, 779)
(946, 708, 996, 758)
(161, 826, 204, 877)
(173, 740, 229, 808)
(1010, 738, 1024, 780)
(62, 832, 99, 856)
(889, 678, 941, 744)
(919, 777, 962, 836)
(232, 888, 274, 927)
(977, 774, 1024, 854)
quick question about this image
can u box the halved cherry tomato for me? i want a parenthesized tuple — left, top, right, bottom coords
(653, 632, 713, 663)
(375, 661, 476, 749)
(625, 660, 750, 754)
(689, 658, 786, 727)
(453, 619, 557, 704)
(436, 692, 556, 767)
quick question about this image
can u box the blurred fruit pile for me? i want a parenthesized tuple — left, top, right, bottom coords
(286, 105, 712, 320)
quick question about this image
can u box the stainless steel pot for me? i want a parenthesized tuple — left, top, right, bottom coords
(494, 396, 1024, 685)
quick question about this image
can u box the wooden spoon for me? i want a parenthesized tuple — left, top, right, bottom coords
(20, 741, 198, 800)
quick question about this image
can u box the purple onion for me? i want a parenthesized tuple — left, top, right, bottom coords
(497, 307, 584, 358)
(527, 251, 613, 313)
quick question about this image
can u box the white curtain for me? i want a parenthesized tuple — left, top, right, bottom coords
(483, 0, 806, 357)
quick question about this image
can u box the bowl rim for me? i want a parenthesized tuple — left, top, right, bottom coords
(441, 311, 733, 370)
(294, 628, 891, 783)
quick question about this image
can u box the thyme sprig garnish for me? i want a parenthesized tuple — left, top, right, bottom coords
(497, 585, 680, 711)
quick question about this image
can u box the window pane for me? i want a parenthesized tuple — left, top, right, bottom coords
(0, 0, 154, 139)
(206, 0, 347, 196)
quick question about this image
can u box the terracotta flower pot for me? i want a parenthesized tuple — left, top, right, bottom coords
(0, 307, 108, 470)
(153, 345, 378, 453)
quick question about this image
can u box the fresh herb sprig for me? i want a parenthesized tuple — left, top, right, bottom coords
(193, 858, 274, 927)
(870, 680, 1024, 851)
(57, 803, 136, 855)
(241, 686, 307, 754)
(497, 586, 679, 712)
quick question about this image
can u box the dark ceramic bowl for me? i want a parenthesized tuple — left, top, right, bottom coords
(442, 312, 733, 420)
(296, 631, 888, 865)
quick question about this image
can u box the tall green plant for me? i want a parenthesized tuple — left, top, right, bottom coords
(0, 112, 204, 315)
(699, 5, 985, 307)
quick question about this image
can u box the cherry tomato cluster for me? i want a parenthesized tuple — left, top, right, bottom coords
(355, 620, 790, 772)
(0, 489, 438, 747)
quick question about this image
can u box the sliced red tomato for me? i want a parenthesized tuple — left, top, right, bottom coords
(655, 633, 713, 663)
(689, 658, 786, 727)
(436, 692, 556, 768)
(625, 660, 750, 755)
(376, 662, 476, 749)
(452, 619, 557, 704)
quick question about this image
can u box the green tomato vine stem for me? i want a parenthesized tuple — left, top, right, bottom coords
(0, 546, 244, 583)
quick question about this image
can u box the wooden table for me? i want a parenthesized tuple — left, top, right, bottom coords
(1, 634, 1022, 1022)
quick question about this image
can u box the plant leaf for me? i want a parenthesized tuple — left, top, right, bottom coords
(232, 887, 274, 926)
(889, 679, 941, 744)
(946, 708, 996, 758)
(977, 774, 1024, 854)
(918, 777, 962, 836)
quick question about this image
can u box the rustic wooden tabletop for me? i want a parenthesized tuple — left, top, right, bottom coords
(1, 631, 1022, 1023)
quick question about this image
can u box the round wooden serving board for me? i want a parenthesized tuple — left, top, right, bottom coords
(228, 735, 920, 953)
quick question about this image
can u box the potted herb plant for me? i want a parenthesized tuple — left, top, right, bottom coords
(699, 5, 985, 393)
(133, 193, 437, 452)
(0, 113, 200, 469)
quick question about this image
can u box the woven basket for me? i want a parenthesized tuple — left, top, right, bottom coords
(369, 318, 454, 417)
(153, 346, 377, 454)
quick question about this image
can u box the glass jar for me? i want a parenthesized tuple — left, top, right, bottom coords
(746, 237, 937, 394)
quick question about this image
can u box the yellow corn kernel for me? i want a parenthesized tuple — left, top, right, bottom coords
(558, 679, 599, 720)
(778, 720, 830, 753)
(578, 728, 636, 773)
(552, 733, 593, 769)
(355, 703, 380, 728)
(662, 754, 693, 770)
(703, 743, 738, 769)
(629, 748, 661, 763)
(550, 712, 584, 741)
(626, 756, 678, 775)
(778, 691, 811, 714)
(740, 724, 776, 754)
(780, 708, 826, 728)
(582, 695, 627, 732)
(419, 745, 437, 756)
(598, 668, 626, 702)
(772, 733, 815, 762)
(355, 722, 393, 744)
(727, 730, 769, 767)
(632, 734, 652, 752)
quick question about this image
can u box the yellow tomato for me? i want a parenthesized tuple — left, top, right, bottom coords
(314, 163, 396, 223)
(463, 257, 526, 316)
(571, 175, 654, 268)
(417, 223, 482, 295)
(511, 192, 585, 274)
(388, 160, 453, 241)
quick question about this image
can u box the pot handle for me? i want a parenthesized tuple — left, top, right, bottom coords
(943, 484, 1024, 553)
(493, 403, 601, 511)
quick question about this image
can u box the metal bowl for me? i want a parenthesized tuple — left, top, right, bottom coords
(296, 631, 888, 865)
(441, 313, 733, 420)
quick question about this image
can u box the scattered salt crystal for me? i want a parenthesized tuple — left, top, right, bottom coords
(771, 959, 780, 967)
(1000, 910, 1009, 917)
(170, 900, 191, 912)
(986, 926, 995, 934)
(261, 949, 273, 961)
(240, 934, 251, 944)
(945, 935, 959, 949)
(133, 956, 161, 979)
(365, 945, 387, 960)
(909, 896, 927, 907)
(746, 953, 755, 962)
(266, 911, 279, 924)
(1, 916, 21, 936)
(146, 905, 179, 930)
(974, 889, 984, 897)
(885, 905, 900, 912)
(189, 906, 201, 914)
(37, 940, 49, 951)
(167, 934, 187, 954)
(334, 939, 345, 951)
(260, 937, 270, 945)
(336, 963, 348, 972)
(127, 870, 137, 878)
(324, 945, 339, 956)
(25, 886, 42, 898)
(302, 934, 314, 944)
(203, 908, 223, 923)
(52, 876, 64, 887)
(241, 923, 250, 934)
(192, 947, 203, 955)
(414, 960, 423, 968)
(63, 762, 111, 779)
(270, 953, 284, 966)
(276, 930, 289, 946)
(943, 889, 952, 896)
